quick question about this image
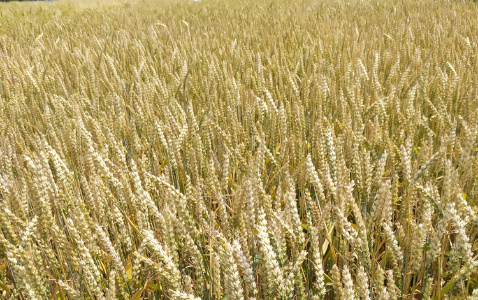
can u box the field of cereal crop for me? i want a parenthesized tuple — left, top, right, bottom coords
(1, 0, 478, 299)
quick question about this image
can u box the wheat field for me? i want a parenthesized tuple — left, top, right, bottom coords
(0, 0, 478, 299)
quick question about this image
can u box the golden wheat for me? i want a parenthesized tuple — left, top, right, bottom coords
(0, 0, 477, 299)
